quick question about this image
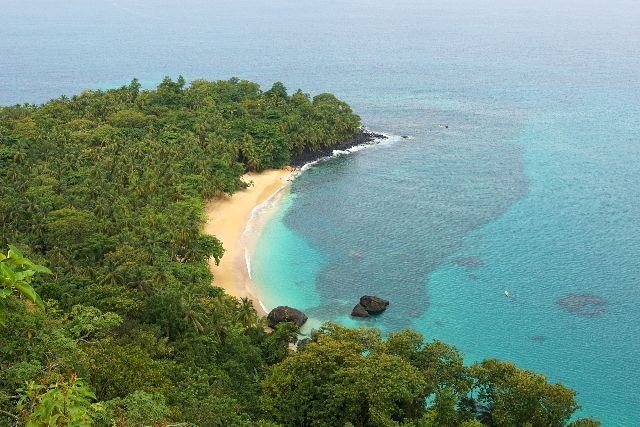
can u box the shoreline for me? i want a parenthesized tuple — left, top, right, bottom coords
(204, 168, 295, 315)
(204, 129, 389, 317)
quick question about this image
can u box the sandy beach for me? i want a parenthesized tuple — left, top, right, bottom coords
(204, 168, 294, 315)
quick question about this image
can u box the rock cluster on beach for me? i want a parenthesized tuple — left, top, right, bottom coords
(267, 306, 308, 328)
(289, 129, 387, 168)
(351, 295, 389, 318)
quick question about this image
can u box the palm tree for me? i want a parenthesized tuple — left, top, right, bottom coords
(181, 293, 206, 334)
(236, 297, 257, 328)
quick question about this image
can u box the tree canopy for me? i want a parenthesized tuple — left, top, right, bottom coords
(0, 77, 598, 426)
(261, 323, 597, 427)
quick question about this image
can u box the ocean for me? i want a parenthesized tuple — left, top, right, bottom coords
(2, 0, 639, 423)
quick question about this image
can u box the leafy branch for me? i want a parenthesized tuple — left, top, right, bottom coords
(0, 245, 51, 325)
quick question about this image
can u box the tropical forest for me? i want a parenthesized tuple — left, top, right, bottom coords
(0, 77, 599, 426)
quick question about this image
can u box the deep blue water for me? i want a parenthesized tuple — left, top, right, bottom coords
(2, 0, 639, 423)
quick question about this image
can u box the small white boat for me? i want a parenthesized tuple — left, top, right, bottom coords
(504, 290, 510, 297)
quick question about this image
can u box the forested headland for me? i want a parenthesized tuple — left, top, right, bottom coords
(0, 77, 598, 426)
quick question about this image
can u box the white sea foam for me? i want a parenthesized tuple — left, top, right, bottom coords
(298, 129, 402, 172)
(244, 248, 252, 280)
(239, 177, 292, 308)
(244, 182, 288, 234)
(258, 300, 268, 314)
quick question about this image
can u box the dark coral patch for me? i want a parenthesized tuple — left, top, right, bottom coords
(530, 335, 547, 343)
(557, 294, 608, 317)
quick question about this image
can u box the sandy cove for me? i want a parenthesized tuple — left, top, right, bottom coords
(204, 168, 294, 315)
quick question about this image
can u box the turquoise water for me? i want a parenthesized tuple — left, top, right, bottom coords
(2, 0, 639, 423)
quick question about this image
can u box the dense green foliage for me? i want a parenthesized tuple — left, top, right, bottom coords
(0, 246, 49, 325)
(262, 323, 597, 427)
(0, 78, 597, 426)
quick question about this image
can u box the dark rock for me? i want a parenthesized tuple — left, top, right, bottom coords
(359, 295, 389, 314)
(267, 306, 308, 328)
(351, 303, 370, 318)
(289, 128, 387, 168)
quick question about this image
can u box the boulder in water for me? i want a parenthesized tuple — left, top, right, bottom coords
(267, 306, 308, 328)
(359, 295, 389, 314)
(351, 303, 370, 318)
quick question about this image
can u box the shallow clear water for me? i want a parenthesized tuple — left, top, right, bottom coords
(2, 0, 639, 423)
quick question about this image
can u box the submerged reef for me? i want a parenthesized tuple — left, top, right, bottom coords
(530, 335, 547, 343)
(557, 294, 608, 317)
